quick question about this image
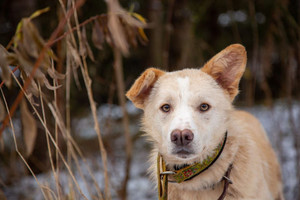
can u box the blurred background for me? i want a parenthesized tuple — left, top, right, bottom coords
(0, 0, 299, 199)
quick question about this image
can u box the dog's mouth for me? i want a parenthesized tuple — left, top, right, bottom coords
(172, 147, 194, 159)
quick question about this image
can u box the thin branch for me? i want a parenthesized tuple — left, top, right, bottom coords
(0, 66, 20, 88)
(0, 87, 49, 200)
(11, 67, 89, 200)
(49, 60, 63, 199)
(70, 0, 111, 198)
(113, 48, 132, 200)
(50, 15, 101, 46)
(0, 0, 86, 136)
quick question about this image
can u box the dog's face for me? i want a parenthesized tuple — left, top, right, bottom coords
(142, 70, 231, 163)
(127, 44, 247, 165)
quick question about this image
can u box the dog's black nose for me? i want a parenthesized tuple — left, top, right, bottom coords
(171, 129, 194, 146)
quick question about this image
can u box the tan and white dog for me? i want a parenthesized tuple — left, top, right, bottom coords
(126, 44, 284, 200)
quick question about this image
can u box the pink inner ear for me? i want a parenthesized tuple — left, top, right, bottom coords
(136, 84, 154, 101)
(216, 72, 233, 90)
(215, 50, 245, 87)
(126, 68, 165, 109)
(202, 45, 246, 101)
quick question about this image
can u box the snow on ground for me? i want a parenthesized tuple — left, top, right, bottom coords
(72, 102, 142, 140)
(244, 101, 300, 200)
(2, 101, 299, 199)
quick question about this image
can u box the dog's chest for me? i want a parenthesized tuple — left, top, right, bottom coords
(168, 183, 225, 200)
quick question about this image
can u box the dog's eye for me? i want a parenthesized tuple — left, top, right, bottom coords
(199, 103, 210, 112)
(161, 104, 171, 112)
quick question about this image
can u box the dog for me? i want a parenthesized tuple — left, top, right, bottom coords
(126, 44, 284, 200)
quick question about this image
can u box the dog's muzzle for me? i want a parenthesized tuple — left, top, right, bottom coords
(170, 129, 194, 158)
(170, 129, 194, 146)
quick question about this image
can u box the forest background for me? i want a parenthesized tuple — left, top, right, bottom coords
(0, 0, 299, 199)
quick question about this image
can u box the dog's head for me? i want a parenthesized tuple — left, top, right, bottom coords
(126, 44, 246, 165)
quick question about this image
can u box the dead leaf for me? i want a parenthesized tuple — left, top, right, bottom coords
(39, 74, 61, 90)
(99, 16, 115, 47)
(20, 19, 53, 71)
(14, 48, 45, 79)
(0, 98, 6, 122)
(13, 7, 50, 49)
(137, 29, 148, 45)
(28, 7, 50, 20)
(92, 20, 105, 50)
(106, 0, 129, 56)
(20, 70, 41, 108)
(80, 30, 87, 58)
(0, 46, 12, 87)
(108, 0, 144, 28)
(22, 19, 40, 58)
(14, 21, 24, 49)
(66, 40, 81, 89)
(108, 13, 129, 55)
(13, 14, 57, 91)
(127, 12, 148, 44)
(86, 40, 95, 62)
(131, 12, 147, 24)
(47, 68, 65, 80)
(5, 51, 18, 66)
(123, 21, 138, 48)
(20, 99, 37, 157)
(67, 41, 82, 68)
(80, 27, 95, 61)
(100, 1, 147, 54)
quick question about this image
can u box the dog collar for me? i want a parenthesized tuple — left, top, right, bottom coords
(159, 131, 227, 182)
(158, 132, 228, 200)
(171, 131, 227, 183)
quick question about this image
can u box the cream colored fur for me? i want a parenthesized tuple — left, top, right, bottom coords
(126, 44, 284, 200)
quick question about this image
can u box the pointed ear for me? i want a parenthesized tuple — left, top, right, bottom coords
(126, 68, 165, 109)
(201, 44, 247, 101)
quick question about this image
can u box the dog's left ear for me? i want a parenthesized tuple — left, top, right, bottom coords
(126, 68, 165, 109)
(202, 44, 247, 101)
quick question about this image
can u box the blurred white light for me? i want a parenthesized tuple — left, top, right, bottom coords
(255, 12, 266, 24)
(218, 13, 231, 27)
(234, 10, 247, 22)
(218, 10, 248, 27)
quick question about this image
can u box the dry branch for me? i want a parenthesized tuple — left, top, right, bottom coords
(113, 48, 132, 200)
(70, 0, 111, 198)
(0, 0, 86, 136)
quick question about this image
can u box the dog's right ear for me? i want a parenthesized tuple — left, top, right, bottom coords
(201, 44, 247, 101)
(126, 68, 165, 109)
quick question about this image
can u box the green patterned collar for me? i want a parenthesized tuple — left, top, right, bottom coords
(163, 131, 227, 183)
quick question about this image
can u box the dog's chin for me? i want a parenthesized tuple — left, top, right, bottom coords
(172, 148, 195, 159)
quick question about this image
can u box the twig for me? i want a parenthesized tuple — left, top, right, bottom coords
(56, 0, 105, 198)
(113, 48, 132, 200)
(39, 80, 62, 200)
(0, 0, 86, 137)
(50, 15, 101, 46)
(49, 101, 96, 199)
(70, 0, 111, 198)
(11, 67, 89, 200)
(0, 66, 20, 88)
(0, 87, 49, 200)
(50, 59, 63, 199)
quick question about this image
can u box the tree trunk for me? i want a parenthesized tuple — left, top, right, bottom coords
(169, 0, 193, 70)
(148, 0, 164, 68)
